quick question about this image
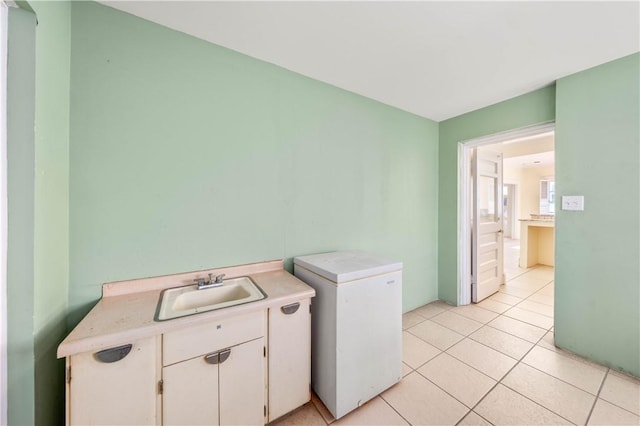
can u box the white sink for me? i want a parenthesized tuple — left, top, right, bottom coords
(156, 276, 266, 321)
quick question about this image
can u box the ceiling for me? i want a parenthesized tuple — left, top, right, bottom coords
(504, 151, 554, 169)
(482, 132, 555, 169)
(100, 1, 640, 121)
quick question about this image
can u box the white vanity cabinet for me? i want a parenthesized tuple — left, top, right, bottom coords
(268, 299, 312, 422)
(60, 262, 316, 426)
(161, 310, 266, 426)
(66, 336, 161, 425)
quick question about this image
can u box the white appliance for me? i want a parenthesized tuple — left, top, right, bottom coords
(293, 250, 402, 419)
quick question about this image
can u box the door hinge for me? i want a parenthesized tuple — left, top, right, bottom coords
(263, 346, 266, 358)
(264, 405, 267, 417)
(158, 380, 163, 395)
(66, 366, 71, 384)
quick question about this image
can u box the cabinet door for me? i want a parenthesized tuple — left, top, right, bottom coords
(219, 338, 265, 426)
(162, 353, 219, 426)
(68, 336, 159, 425)
(268, 299, 311, 422)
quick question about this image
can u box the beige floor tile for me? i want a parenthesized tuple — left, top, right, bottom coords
(537, 331, 557, 351)
(446, 338, 517, 380)
(407, 320, 464, 351)
(536, 332, 612, 371)
(469, 326, 535, 360)
(430, 300, 455, 310)
(517, 299, 554, 317)
(588, 398, 640, 425)
(402, 331, 441, 369)
(458, 411, 492, 425)
(477, 298, 512, 314)
(537, 283, 554, 296)
(333, 396, 408, 426)
(487, 315, 547, 343)
(430, 311, 483, 336)
(402, 311, 425, 330)
(475, 384, 571, 425)
(311, 393, 335, 424)
(417, 353, 496, 408)
(488, 292, 523, 306)
(527, 292, 555, 307)
(525, 267, 555, 280)
(413, 303, 446, 319)
(272, 402, 327, 425)
(450, 305, 499, 324)
(401, 362, 412, 377)
(507, 277, 549, 291)
(502, 363, 595, 424)
(523, 346, 606, 394)
(599, 371, 640, 416)
(503, 307, 554, 329)
(504, 269, 530, 281)
(499, 285, 536, 299)
(381, 372, 468, 425)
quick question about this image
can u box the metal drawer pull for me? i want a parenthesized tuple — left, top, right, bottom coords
(281, 302, 300, 315)
(95, 344, 132, 363)
(204, 352, 220, 364)
(204, 348, 232, 365)
(218, 348, 231, 364)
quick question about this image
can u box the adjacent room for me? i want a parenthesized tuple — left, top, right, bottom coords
(2, 1, 639, 425)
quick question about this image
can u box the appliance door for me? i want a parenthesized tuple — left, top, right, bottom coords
(335, 271, 402, 418)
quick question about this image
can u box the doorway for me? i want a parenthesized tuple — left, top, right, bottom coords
(458, 122, 555, 306)
(503, 183, 517, 238)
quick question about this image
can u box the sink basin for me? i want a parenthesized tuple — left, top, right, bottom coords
(155, 276, 266, 321)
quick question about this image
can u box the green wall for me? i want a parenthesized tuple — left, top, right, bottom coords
(437, 86, 556, 303)
(555, 53, 640, 376)
(68, 1, 439, 326)
(9, 1, 639, 424)
(6, 7, 36, 425)
(31, 1, 71, 424)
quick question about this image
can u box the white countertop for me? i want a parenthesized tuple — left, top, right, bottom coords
(57, 261, 315, 358)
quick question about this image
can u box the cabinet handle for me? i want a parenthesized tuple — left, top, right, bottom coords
(94, 344, 132, 363)
(204, 352, 220, 364)
(204, 348, 232, 365)
(281, 302, 300, 315)
(218, 348, 231, 364)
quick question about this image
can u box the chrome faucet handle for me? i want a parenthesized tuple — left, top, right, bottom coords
(193, 278, 206, 287)
(214, 273, 226, 283)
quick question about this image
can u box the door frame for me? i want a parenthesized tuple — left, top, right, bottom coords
(458, 122, 555, 305)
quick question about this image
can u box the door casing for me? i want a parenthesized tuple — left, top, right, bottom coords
(457, 122, 555, 305)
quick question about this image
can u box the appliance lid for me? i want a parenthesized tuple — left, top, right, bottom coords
(293, 250, 402, 283)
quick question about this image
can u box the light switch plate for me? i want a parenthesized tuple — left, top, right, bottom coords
(562, 195, 584, 211)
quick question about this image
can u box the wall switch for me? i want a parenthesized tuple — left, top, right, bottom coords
(562, 195, 584, 211)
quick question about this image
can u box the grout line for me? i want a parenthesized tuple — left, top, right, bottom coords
(482, 319, 547, 344)
(464, 327, 579, 426)
(378, 392, 413, 425)
(585, 369, 609, 424)
(413, 368, 483, 415)
(519, 358, 604, 397)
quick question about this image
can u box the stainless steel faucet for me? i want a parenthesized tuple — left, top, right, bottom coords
(195, 273, 226, 290)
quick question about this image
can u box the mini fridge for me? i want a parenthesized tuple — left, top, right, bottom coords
(293, 250, 402, 419)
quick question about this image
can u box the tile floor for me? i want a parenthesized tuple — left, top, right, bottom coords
(272, 240, 640, 425)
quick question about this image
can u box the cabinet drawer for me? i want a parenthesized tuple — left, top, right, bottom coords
(163, 310, 264, 366)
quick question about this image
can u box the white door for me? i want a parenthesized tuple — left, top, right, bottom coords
(472, 149, 504, 302)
